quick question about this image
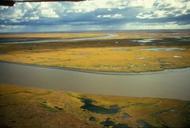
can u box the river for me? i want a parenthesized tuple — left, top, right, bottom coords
(0, 33, 116, 44)
(0, 62, 190, 100)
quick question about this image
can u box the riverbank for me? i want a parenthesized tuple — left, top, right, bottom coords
(0, 32, 190, 73)
(0, 84, 189, 128)
(1, 60, 190, 75)
(0, 45, 190, 73)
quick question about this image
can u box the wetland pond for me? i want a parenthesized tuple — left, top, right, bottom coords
(0, 62, 190, 100)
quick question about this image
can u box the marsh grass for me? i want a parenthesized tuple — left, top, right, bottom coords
(0, 85, 189, 128)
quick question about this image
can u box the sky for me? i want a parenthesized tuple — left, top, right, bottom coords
(0, 0, 190, 32)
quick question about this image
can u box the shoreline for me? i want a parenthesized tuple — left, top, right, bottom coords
(1, 84, 188, 102)
(1, 60, 190, 76)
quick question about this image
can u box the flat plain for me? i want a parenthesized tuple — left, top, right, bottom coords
(0, 31, 190, 72)
(0, 31, 190, 128)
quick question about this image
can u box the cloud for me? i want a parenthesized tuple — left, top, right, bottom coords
(68, 0, 128, 13)
(0, 2, 59, 22)
(128, 0, 154, 8)
(97, 14, 124, 19)
(123, 22, 190, 30)
(0, 0, 190, 32)
(136, 0, 190, 19)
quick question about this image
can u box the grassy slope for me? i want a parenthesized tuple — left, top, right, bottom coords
(0, 85, 189, 128)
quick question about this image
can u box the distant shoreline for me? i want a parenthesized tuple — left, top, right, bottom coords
(0, 29, 190, 34)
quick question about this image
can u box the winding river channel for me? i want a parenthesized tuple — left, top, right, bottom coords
(1, 33, 190, 100)
(0, 33, 116, 44)
(0, 62, 190, 100)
